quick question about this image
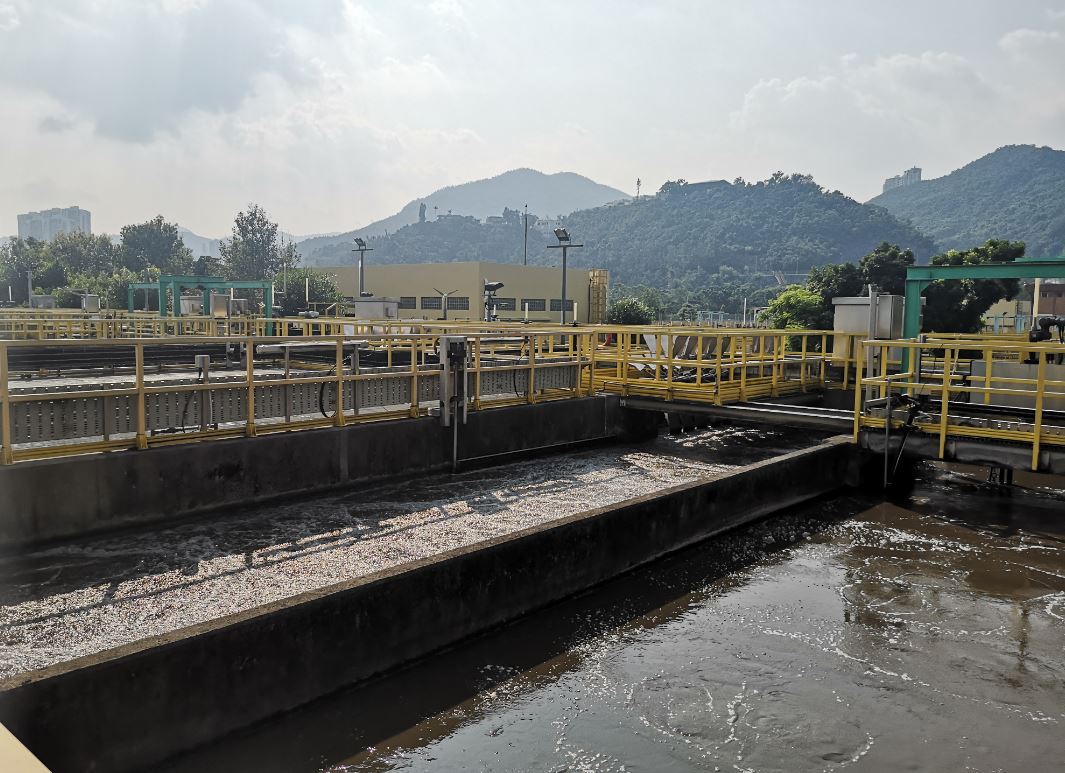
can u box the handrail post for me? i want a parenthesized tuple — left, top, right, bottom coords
(135, 342, 148, 449)
(245, 337, 257, 437)
(334, 337, 347, 427)
(937, 346, 952, 459)
(585, 331, 596, 396)
(714, 334, 723, 404)
(409, 339, 420, 418)
(739, 334, 748, 401)
(473, 337, 482, 410)
(1032, 350, 1046, 471)
(983, 349, 993, 405)
(852, 343, 863, 442)
(0, 344, 12, 464)
(526, 334, 537, 403)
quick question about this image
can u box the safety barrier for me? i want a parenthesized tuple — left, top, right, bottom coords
(583, 328, 868, 403)
(855, 337, 1065, 470)
(0, 331, 588, 464)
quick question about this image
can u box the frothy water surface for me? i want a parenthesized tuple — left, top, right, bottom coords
(162, 465, 1065, 772)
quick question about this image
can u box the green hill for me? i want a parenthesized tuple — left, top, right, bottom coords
(311, 172, 936, 279)
(868, 145, 1065, 258)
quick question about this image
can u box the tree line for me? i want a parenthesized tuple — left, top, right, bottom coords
(0, 205, 340, 315)
(761, 239, 1024, 333)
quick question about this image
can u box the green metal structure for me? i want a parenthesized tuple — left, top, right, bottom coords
(127, 275, 274, 319)
(903, 256, 1065, 339)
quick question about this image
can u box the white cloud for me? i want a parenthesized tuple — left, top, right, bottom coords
(1, 2, 1064, 233)
(0, 2, 20, 31)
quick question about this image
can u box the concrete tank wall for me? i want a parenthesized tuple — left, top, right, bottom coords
(0, 436, 854, 772)
(0, 396, 658, 547)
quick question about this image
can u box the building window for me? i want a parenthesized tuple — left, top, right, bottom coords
(521, 298, 546, 312)
(421, 296, 442, 310)
(399, 296, 417, 309)
(492, 297, 516, 311)
(550, 299, 575, 312)
(447, 296, 470, 310)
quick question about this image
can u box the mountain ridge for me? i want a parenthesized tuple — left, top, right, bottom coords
(867, 144, 1065, 257)
(297, 168, 628, 263)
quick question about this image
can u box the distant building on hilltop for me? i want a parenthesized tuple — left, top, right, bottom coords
(882, 167, 922, 194)
(17, 206, 92, 241)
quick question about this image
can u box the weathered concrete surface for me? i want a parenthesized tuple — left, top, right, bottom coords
(0, 436, 853, 773)
(0, 396, 656, 546)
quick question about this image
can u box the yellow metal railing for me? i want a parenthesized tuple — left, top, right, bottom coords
(855, 338, 1065, 470)
(0, 330, 590, 464)
(580, 327, 872, 403)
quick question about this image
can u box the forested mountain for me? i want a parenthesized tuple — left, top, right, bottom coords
(304, 173, 936, 312)
(298, 168, 628, 263)
(868, 145, 1065, 257)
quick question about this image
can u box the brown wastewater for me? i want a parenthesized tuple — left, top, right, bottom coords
(150, 433, 1065, 773)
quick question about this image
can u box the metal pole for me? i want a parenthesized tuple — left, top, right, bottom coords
(560, 245, 568, 325)
(523, 204, 528, 266)
(358, 249, 365, 297)
(26, 268, 32, 304)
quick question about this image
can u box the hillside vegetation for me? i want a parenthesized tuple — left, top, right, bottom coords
(306, 173, 937, 314)
(868, 145, 1065, 258)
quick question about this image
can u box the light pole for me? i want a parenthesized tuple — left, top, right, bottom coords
(523, 203, 528, 266)
(546, 227, 582, 325)
(352, 237, 374, 297)
(484, 281, 504, 322)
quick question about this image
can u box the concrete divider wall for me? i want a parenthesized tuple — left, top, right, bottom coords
(0, 396, 656, 546)
(0, 436, 854, 772)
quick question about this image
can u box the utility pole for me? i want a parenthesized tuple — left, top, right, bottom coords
(523, 203, 528, 266)
(636, 177, 641, 199)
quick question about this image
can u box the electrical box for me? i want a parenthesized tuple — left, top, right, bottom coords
(180, 296, 204, 315)
(80, 294, 101, 313)
(210, 293, 250, 317)
(832, 294, 905, 338)
(438, 335, 469, 427)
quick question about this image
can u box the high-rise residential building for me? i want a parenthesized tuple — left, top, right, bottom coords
(16, 206, 92, 241)
(882, 167, 922, 194)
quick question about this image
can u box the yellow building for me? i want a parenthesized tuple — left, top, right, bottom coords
(325, 261, 609, 323)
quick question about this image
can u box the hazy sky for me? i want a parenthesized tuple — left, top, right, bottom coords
(2, 0, 1064, 236)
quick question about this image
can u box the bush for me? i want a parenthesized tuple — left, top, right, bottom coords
(606, 297, 655, 325)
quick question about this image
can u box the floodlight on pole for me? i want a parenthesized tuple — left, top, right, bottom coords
(484, 280, 504, 322)
(352, 237, 374, 297)
(546, 228, 582, 325)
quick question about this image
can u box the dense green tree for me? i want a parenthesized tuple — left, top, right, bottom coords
(118, 216, 193, 275)
(922, 239, 1023, 333)
(45, 231, 117, 277)
(805, 262, 864, 306)
(273, 268, 343, 316)
(606, 297, 656, 325)
(858, 242, 915, 294)
(220, 204, 286, 280)
(763, 287, 828, 329)
(192, 254, 225, 277)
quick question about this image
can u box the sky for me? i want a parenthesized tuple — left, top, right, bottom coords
(2, 0, 1064, 236)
